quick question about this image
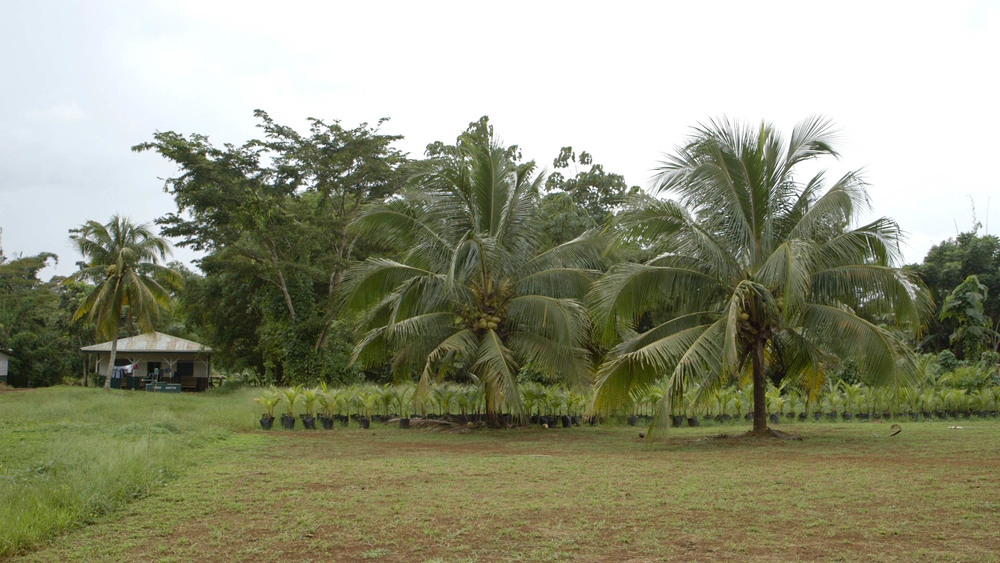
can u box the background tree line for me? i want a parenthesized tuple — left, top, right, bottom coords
(2, 113, 997, 392)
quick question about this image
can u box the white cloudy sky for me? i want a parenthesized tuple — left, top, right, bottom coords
(2, 0, 998, 279)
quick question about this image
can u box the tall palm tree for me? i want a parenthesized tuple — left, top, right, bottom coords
(590, 117, 932, 435)
(70, 215, 177, 389)
(339, 126, 601, 424)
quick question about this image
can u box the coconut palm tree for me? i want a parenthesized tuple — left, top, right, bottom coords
(339, 124, 601, 425)
(70, 215, 177, 389)
(590, 116, 932, 436)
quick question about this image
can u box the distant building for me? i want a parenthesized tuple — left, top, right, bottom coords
(81, 332, 213, 391)
(0, 350, 8, 385)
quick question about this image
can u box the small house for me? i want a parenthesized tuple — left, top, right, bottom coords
(81, 332, 213, 391)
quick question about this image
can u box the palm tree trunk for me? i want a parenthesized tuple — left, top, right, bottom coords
(484, 386, 501, 427)
(751, 338, 768, 433)
(105, 337, 118, 390)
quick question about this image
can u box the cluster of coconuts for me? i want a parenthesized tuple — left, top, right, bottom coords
(473, 314, 502, 330)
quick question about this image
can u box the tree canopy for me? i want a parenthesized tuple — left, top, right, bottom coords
(589, 117, 932, 435)
(133, 111, 407, 384)
(339, 119, 603, 422)
(69, 215, 176, 388)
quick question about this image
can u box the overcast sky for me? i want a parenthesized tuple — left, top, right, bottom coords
(2, 1, 998, 280)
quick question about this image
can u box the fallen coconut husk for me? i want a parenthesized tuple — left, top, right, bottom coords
(872, 424, 902, 437)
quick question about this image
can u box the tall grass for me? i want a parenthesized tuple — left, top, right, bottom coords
(0, 386, 256, 556)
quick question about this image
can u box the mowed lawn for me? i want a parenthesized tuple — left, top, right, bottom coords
(5, 388, 1000, 562)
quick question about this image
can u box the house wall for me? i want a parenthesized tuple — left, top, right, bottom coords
(94, 353, 211, 378)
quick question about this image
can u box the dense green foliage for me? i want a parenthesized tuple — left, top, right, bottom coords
(590, 117, 932, 433)
(69, 215, 177, 388)
(340, 119, 602, 421)
(132, 111, 407, 385)
(0, 250, 91, 387)
(5, 113, 999, 439)
(910, 229, 1000, 356)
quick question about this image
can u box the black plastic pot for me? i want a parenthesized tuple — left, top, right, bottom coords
(281, 414, 295, 430)
(260, 415, 274, 430)
(687, 417, 699, 427)
(319, 415, 335, 430)
(768, 413, 780, 424)
(627, 415, 638, 426)
(798, 412, 808, 422)
(358, 417, 371, 429)
(842, 412, 852, 421)
(813, 412, 823, 421)
(571, 415, 582, 426)
(561, 415, 572, 428)
(300, 414, 316, 430)
(399, 418, 410, 429)
(671, 415, 684, 428)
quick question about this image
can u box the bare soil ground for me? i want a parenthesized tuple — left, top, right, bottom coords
(14, 422, 1000, 562)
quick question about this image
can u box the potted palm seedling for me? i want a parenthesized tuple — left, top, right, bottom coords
(548, 386, 571, 428)
(521, 382, 544, 425)
(765, 386, 785, 425)
(568, 390, 587, 426)
(280, 385, 302, 429)
(318, 389, 338, 430)
(254, 387, 281, 430)
(378, 384, 395, 422)
(390, 385, 414, 428)
(356, 388, 379, 429)
(300, 387, 319, 429)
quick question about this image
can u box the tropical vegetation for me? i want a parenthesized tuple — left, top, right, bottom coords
(338, 120, 601, 424)
(589, 117, 932, 434)
(2, 112, 998, 439)
(68, 215, 177, 389)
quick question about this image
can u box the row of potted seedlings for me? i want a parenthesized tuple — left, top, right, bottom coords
(255, 377, 1000, 430)
(627, 380, 1000, 427)
(254, 382, 596, 430)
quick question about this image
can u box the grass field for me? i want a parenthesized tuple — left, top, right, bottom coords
(3, 387, 1000, 562)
